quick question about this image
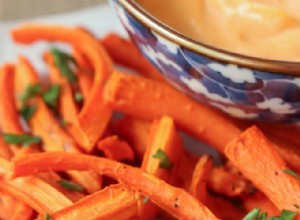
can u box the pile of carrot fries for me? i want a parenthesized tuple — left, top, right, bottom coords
(0, 24, 300, 220)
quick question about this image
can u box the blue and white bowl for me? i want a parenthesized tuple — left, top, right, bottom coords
(111, 0, 300, 123)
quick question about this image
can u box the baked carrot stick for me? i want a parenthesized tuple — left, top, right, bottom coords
(190, 154, 213, 203)
(264, 131, 300, 172)
(36, 184, 140, 220)
(97, 135, 135, 162)
(12, 152, 220, 220)
(12, 24, 113, 152)
(207, 167, 254, 197)
(225, 125, 300, 213)
(112, 116, 152, 160)
(242, 192, 280, 217)
(0, 191, 33, 220)
(37, 172, 85, 202)
(0, 158, 72, 214)
(103, 71, 241, 153)
(0, 135, 13, 160)
(140, 116, 183, 219)
(15, 56, 102, 194)
(100, 33, 164, 82)
(259, 123, 300, 146)
(72, 48, 94, 100)
(0, 64, 34, 156)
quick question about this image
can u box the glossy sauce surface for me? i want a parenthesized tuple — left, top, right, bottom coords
(137, 0, 300, 61)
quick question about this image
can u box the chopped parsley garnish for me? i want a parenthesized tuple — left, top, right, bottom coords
(74, 91, 84, 103)
(243, 208, 297, 220)
(50, 48, 78, 83)
(58, 179, 84, 192)
(143, 196, 150, 204)
(152, 149, 172, 169)
(60, 119, 67, 128)
(3, 133, 41, 147)
(45, 213, 53, 220)
(20, 84, 42, 103)
(283, 169, 299, 179)
(43, 85, 60, 109)
(19, 104, 37, 121)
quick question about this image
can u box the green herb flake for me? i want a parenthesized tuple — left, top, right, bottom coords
(50, 47, 78, 83)
(243, 208, 260, 220)
(20, 84, 42, 103)
(60, 119, 68, 128)
(45, 213, 53, 220)
(43, 85, 60, 109)
(242, 208, 298, 220)
(280, 210, 298, 220)
(74, 91, 84, 103)
(3, 133, 41, 147)
(152, 149, 172, 169)
(58, 179, 83, 192)
(19, 104, 37, 121)
(283, 169, 299, 179)
(143, 196, 150, 204)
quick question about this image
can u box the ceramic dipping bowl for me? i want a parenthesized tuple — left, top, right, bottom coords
(111, 0, 300, 123)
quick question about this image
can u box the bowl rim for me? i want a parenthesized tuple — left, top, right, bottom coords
(117, 0, 300, 76)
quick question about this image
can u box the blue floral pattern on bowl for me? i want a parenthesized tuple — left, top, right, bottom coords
(111, 0, 300, 123)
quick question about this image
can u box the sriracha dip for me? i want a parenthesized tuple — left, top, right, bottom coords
(137, 0, 300, 61)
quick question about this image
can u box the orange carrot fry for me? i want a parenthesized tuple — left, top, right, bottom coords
(13, 152, 220, 220)
(207, 167, 254, 197)
(15, 56, 102, 194)
(100, 33, 164, 82)
(112, 116, 152, 160)
(140, 116, 183, 219)
(242, 192, 280, 217)
(265, 132, 300, 172)
(0, 191, 33, 220)
(190, 154, 213, 203)
(225, 125, 300, 212)
(37, 172, 85, 202)
(72, 48, 94, 100)
(259, 123, 300, 147)
(97, 135, 135, 162)
(36, 184, 140, 220)
(0, 158, 72, 214)
(0, 64, 34, 156)
(12, 24, 113, 152)
(208, 196, 246, 220)
(0, 135, 13, 160)
(103, 71, 241, 152)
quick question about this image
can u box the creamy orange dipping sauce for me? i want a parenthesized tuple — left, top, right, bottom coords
(137, 0, 300, 61)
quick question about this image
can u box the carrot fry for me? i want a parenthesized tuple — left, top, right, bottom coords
(207, 196, 246, 220)
(259, 123, 300, 146)
(97, 135, 135, 162)
(112, 116, 152, 160)
(0, 64, 34, 156)
(207, 167, 254, 197)
(0, 135, 13, 160)
(72, 48, 94, 100)
(0, 191, 33, 220)
(190, 154, 213, 203)
(225, 125, 300, 212)
(140, 116, 183, 219)
(265, 132, 300, 172)
(15, 56, 102, 194)
(37, 172, 85, 202)
(12, 24, 113, 152)
(36, 184, 140, 220)
(0, 158, 72, 214)
(13, 152, 220, 220)
(100, 33, 164, 82)
(242, 191, 280, 217)
(103, 71, 241, 152)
